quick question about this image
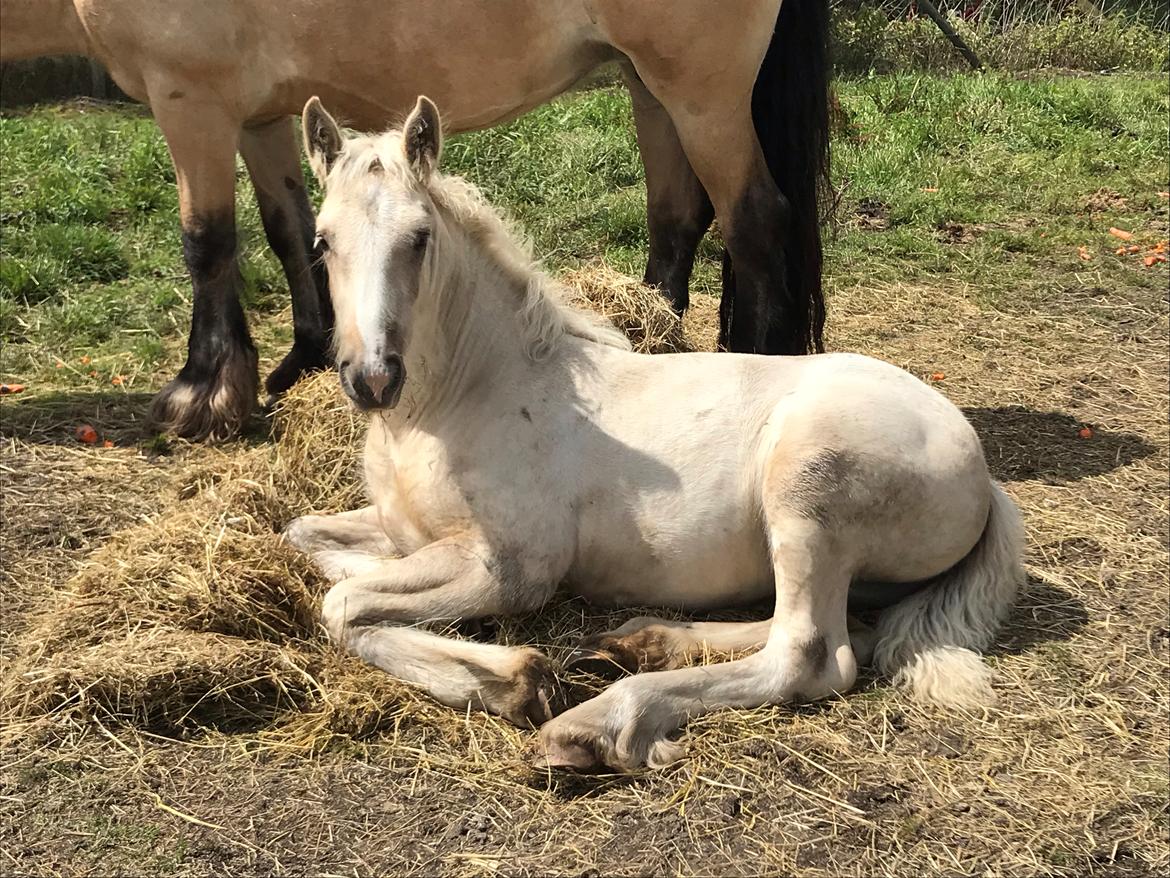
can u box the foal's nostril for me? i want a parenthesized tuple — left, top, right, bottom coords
(365, 371, 390, 402)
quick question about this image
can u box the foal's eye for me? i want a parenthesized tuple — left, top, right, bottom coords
(412, 229, 431, 252)
(313, 234, 329, 255)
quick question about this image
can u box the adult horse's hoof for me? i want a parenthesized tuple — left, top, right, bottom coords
(264, 338, 332, 405)
(149, 347, 259, 441)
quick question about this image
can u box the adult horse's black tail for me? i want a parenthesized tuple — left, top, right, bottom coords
(723, 0, 831, 354)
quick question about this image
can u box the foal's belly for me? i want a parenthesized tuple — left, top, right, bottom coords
(567, 485, 774, 609)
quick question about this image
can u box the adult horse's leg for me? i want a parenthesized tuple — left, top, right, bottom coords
(240, 118, 334, 404)
(623, 68, 713, 315)
(656, 103, 789, 356)
(148, 103, 258, 440)
(603, 0, 829, 354)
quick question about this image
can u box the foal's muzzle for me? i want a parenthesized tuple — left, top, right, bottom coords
(340, 354, 405, 410)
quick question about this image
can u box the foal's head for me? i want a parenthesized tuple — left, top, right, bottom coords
(302, 95, 443, 411)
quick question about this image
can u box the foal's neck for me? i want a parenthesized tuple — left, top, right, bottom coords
(390, 216, 534, 427)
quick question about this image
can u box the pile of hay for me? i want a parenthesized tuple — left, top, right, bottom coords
(0, 266, 714, 749)
(0, 374, 407, 748)
(562, 262, 720, 354)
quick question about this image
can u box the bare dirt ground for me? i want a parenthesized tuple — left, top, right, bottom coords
(2, 247, 1167, 875)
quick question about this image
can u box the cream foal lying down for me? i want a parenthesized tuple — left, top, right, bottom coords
(283, 96, 1026, 772)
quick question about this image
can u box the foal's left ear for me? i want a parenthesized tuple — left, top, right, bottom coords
(403, 96, 442, 179)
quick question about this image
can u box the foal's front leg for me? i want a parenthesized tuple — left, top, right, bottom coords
(283, 506, 399, 581)
(321, 538, 561, 726)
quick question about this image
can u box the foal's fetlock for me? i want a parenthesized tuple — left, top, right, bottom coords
(482, 649, 565, 729)
(564, 627, 679, 679)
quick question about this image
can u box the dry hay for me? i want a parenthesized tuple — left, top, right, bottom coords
(1, 264, 1167, 875)
(562, 262, 720, 354)
(0, 268, 716, 750)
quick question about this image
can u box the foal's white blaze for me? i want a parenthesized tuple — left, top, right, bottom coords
(317, 158, 431, 405)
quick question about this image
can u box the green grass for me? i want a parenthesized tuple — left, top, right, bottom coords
(0, 72, 1167, 389)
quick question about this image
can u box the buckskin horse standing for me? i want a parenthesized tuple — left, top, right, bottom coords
(1, 0, 830, 440)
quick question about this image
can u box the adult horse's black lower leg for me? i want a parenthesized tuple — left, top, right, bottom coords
(240, 118, 334, 404)
(730, 0, 831, 354)
(149, 104, 258, 441)
(721, 168, 793, 354)
(625, 69, 713, 316)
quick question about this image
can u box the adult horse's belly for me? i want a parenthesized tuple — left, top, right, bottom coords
(248, 0, 611, 130)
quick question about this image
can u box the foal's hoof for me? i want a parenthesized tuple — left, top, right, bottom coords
(533, 703, 686, 774)
(531, 735, 607, 774)
(489, 650, 565, 729)
(149, 350, 259, 442)
(562, 645, 635, 680)
(564, 628, 676, 679)
(264, 340, 332, 405)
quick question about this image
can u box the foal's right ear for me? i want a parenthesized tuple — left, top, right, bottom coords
(402, 95, 442, 179)
(303, 96, 343, 184)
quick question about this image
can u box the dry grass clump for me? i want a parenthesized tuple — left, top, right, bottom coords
(563, 263, 692, 353)
(271, 372, 366, 511)
(0, 268, 702, 747)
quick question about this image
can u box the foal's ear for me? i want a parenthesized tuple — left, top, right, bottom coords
(302, 96, 343, 183)
(402, 96, 442, 179)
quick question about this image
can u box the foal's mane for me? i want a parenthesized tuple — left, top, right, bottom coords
(333, 133, 632, 360)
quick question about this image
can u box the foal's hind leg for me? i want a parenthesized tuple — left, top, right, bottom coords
(147, 96, 257, 440)
(240, 118, 334, 404)
(566, 617, 770, 678)
(624, 68, 713, 315)
(539, 517, 857, 771)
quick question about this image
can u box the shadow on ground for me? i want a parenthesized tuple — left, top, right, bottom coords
(964, 405, 1157, 484)
(0, 391, 271, 446)
(997, 576, 1090, 654)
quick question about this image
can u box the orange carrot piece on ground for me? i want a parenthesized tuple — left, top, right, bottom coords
(1108, 227, 1133, 241)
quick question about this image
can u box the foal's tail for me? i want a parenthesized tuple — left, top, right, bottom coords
(724, 0, 831, 355)
(872, 483, 1025, 709)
